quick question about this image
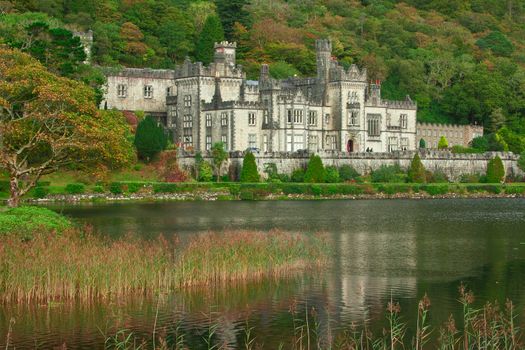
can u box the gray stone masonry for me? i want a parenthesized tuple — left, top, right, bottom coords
(177, 151, 522, 182)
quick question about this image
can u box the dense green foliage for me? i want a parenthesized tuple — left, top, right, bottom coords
(486, 156, 505, 183)
(304, 155, 325, 183)
(133, 116, 168, 162)
(519, 152, 525, 172)
(211, 142, 228, 181)
(407, 153, 426, 183)
(195, 15, 224, 64)
(240, 152, 260, 182)
(338, 165, 361, 182)
(4, 1, 525, 153)
(0, 206, 72, 239)
(419, 138, 426, 149)
(198, 161, 214, 182)
(438, 136, 449, 150)
(371, 165, 406, 183)
(324, 166, 340, 183)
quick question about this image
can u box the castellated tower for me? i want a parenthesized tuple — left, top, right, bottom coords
(214, 41, 237, 66)
(316, 39, 332, 81)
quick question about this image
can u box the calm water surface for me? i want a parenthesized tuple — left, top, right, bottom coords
(2, 198, 525, 349)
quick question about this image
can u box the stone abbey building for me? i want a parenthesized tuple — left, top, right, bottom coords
(101, 39, 480, 153)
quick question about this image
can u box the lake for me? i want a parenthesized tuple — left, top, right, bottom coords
(2, 198, 525, 349)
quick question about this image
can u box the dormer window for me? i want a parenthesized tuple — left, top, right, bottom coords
(144, 85, 153, 99)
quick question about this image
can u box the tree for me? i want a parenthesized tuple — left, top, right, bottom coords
(215, 0, 250, 39)
(419, 138, 426, 149)
(438, 136, 449, 150)
(194, 151, 203, 180)
(195, 15, 224, 65)
(488, 108, 506, 133)
(199, 161, 213, 182)
(407, 153, 426, 183)
(518, 151, 525, 173)
(211, 142, 228, 182)
(304, 154, 325, 183)
(0, 47, 133, 207)
(324, 166, 340, 183)
(134, 116, 168, 162)
(240, 152, 260, 182)
(486, 156, 505, 183)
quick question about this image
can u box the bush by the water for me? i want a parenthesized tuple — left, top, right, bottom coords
(291, 168, 305, 183)
(486, 156, 505, 183)
(65, 183, 86, 195)
(407, 153, 426, 183)
(338, 165, 360, 182)
(371, 165, 406, 183)
(324, 166, 340, 183)
(304, 155, 325, 183)
(0, 206, 72, 239)
(240, 152, 260, 182)
(134, 116, 168, 162)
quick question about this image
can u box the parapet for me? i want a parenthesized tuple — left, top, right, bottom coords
(101, 67, 175, 79)
(315, 39, 332, 52)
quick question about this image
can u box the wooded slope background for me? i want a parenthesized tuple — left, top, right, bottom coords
(1, 0, 525, 153)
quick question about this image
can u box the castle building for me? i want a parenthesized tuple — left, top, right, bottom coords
(102, 40, 433, 153)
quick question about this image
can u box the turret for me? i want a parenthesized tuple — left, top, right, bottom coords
(214, 41, 237, 66)
(369, 80, 381, 105)
(260, 64, 270, 81)
(315, 39, 332, 81)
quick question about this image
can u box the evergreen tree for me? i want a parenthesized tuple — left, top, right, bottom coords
(304, 154, 325, 183)
(407, 153, 427, 183)
(488, 108, 506, 133)
(240, 152, 260, 182)
(134, 116, 168, 162)
(438, 136, 449, 150)
(486, 156, 505, 183)
(215, 0, 251, 39)
(419, 138, 426, 149)
(199, 161, 213, 182)
(195, 15, 224, 65)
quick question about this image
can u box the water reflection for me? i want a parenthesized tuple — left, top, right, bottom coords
(2, 199, 525, 348)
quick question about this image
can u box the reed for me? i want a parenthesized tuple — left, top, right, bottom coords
(0, 227, 329, 303)
(102, 286, 522, 350)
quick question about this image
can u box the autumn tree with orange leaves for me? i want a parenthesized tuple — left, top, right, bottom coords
(0, 47, 134, 207)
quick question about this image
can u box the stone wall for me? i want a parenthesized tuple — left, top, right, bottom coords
(177, 150, 523, 182)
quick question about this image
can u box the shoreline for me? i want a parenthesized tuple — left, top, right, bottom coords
(18, 190, 525, 205)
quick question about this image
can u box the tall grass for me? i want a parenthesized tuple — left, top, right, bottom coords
(101, 286, 522, 350)
(0, 228, 330, 303)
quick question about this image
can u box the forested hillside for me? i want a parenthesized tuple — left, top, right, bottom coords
(1, 0, 525, 153)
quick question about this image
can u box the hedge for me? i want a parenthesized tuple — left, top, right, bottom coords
(65, 183, 86, 195)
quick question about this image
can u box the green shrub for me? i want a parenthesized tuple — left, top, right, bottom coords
(239, 190, 255, 200)
(339, 165, 360, 182)
(311, 185, 322, 196)
(65, 183, 86, 195)
(407, 153, 426, 183)
(459, 173, 482, 183)
(93, 185, 104, 193)
(32, 186, 49, 199)
(419, 138, 426, 149)
(505, 185, 525, 195)
(0, 206, 73, 240)
(228, 184, 241, 196)
(304, 154, 325, 183)
(126, 182, 143, 193)
(324, 166, 340, 183)
(427, 170, 449, 183)
(337, 184, 365, 195)
(282, 183, 308, 195)
(198, 161, 213, 182)
(486, 156, 505, 183)
(240, 152, 260, 182)
(109, 182, 123, 195)
(376, 184, 411, 195)
(291, 168, 305, 183)
(422, 184, 449, 195)
(371, 165, 406, 183)
(451, 145, 482, 154)
(438, 136, 449, 149)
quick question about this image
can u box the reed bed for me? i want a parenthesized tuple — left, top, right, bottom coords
(103, 286, 522, 350)
(0, 228, 329, 303)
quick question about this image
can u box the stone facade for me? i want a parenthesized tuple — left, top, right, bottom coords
(416, 122, 484, 149)
(177, 151, 522, 182)
(101, 39, 418, 153)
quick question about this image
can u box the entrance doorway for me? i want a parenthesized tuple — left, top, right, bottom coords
(347, 139, 354, 153)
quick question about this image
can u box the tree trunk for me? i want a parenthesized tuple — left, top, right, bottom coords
(7, 175, 20, 208)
